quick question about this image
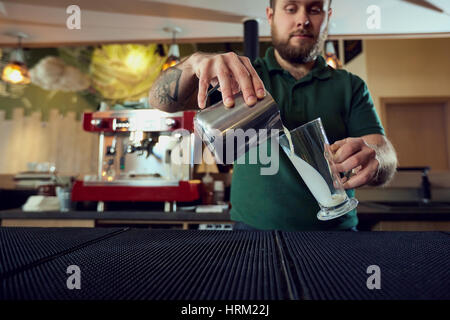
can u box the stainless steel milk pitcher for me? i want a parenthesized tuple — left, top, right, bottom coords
(194, 90, 282, 164)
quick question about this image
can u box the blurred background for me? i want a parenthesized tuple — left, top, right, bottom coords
(0, 0, 449, 231)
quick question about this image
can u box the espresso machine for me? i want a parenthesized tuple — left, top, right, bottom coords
(71, 108, 201, 211)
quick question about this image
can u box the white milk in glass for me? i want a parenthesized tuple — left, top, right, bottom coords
(283, 127, 346, 207)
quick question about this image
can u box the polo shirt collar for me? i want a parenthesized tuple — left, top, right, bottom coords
(264, 46, 332, 80)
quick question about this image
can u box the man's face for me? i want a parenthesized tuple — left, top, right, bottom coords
(267, 0, 332, 64)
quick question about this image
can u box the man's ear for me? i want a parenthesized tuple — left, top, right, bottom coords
(266, 7, 274, 27)
(328, 7, 333, 20)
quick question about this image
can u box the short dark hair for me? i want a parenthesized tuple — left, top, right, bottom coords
(270, 0, 332, 9)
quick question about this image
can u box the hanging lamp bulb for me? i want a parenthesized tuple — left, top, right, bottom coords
(2, 32, 30, 85)
(325, 41, 342, 70)
(162, 27, 181, 71)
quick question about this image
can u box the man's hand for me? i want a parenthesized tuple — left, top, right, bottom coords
(189, 52, 266, 109)
(330, 134, 398, 189)
(330, 137, 380, 189)
(149, 52, 266, 112)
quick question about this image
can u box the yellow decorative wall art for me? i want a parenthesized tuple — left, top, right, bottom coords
(90, 44, 166, 102)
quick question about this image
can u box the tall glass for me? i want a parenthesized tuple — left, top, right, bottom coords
(278, 118, 358, 221)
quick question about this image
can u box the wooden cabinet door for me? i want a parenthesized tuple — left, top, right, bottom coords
(384, 100, 449, 171)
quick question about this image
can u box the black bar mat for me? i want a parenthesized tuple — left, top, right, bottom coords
(280, 231, 450, 300)
(0, 227, 125, 275)
(1, 230, 288, 300)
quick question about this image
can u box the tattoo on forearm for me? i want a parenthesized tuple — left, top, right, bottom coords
(154, 68, 182, 105)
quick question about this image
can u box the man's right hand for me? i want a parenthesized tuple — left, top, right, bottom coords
(187, 52, 266, 109)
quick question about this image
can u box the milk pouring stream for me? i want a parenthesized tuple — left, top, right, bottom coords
(283, 126, 346, 207)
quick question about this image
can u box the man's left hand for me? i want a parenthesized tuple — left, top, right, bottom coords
(330, 137, 379, 189)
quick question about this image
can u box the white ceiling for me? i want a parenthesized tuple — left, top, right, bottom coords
(0, 0, 449, 47)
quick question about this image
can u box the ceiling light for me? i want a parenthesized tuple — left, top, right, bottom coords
(162, 27, 181, 71)
(2, 32, 30, 85)
(325, 41, 342, 70)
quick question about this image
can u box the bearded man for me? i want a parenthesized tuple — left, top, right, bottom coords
(149, 0, 397, 231)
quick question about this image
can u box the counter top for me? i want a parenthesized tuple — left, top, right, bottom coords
(1, 203, 450, 221)
(0, 209, 231, 221)
(357, 202, 450, 218)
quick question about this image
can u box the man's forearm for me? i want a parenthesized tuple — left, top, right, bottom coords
(149, 57, 198, 113)
(368, 140, 398, 187)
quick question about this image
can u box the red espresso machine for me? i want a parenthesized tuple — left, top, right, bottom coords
(71, 109, 201, 211)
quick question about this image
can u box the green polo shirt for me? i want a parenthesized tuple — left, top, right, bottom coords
(229, 47, 385, 231)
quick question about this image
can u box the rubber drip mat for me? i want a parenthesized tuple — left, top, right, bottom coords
(0, 227, 124, 275)
(1, 230, 288, 300)
(2, 229, 449, 300)
(280, 231, 450, 300)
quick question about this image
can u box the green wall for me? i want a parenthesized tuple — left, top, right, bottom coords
(0, 47, 98, 120)
(0, 42, 273, 120)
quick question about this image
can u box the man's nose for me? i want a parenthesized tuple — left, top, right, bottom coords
(296, 7, 310, 28)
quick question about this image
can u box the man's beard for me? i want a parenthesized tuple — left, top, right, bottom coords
(271, 25, 328, 64)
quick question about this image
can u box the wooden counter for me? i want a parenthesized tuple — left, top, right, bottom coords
(1, 203, 450, 231)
